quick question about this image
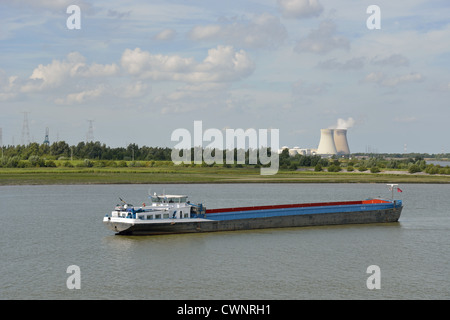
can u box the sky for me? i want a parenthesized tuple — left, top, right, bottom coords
(1, 0, 449, 154)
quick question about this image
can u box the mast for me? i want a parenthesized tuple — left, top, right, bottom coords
(386, 184, 398, 200)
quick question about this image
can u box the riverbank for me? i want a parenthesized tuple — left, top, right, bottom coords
(1, 166, 450, 185)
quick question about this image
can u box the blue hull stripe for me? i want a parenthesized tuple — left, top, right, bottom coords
(206, 201, 401, 221)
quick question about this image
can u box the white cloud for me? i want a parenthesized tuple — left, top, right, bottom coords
(277, 0, 323, 19)
(53, 80, 148, 105)
(363, 72, 384, 84)
(57, 85, 105, 104)
(371, 54, 410, 67)
(24, 52, 85, 91)
(107, 9, 131, 19)
(189, 25, 222, 40)
(363, 72, 424, 87)
(120, 47, 197, 80)
(0, 71, 19, 101)
(76, 63, 119, 77)
(317, 54, 409, 70)
(21, 52, 118, 92)
(121, 81, 149, 98)
(4, 45, 254, 108)
(317, 57, 366, 70)
(121, 45, 255, 83)
(5, 0, 94, 13)
(381, 73, 424, 87)
(188, 13, 287, 49)
(154, 29, 177, 41)
(294, 20, 350, 54)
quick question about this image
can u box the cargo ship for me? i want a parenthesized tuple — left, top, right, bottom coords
(103, 188, 403, 236)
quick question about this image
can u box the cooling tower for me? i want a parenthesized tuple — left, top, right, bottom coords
(317, 129, 337, 155)
(333, 129, 350, 155)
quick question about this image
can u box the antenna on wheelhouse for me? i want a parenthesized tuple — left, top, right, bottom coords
(386, 184, 402, 200)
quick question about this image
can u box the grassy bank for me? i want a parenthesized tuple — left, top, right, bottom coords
(1, 166, 450, 185)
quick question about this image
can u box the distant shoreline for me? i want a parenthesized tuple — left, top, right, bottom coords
(1, 166, 450, 185)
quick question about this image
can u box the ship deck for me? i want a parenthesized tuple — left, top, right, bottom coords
(206, 199, 392, 214)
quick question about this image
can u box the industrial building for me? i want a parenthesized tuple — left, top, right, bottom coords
(279, 128, 351, 157)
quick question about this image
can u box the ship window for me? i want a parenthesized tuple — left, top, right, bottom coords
(155, 214, 161, 219)
(146, 215, 153, 220)
(184, 213, 189, 218)
(151, 197, 162, 203)
(163, 213, 169, 219)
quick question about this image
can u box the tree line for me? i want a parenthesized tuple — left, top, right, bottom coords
(1, 141, 449, 175)
(0, 141, 172, 167)
(280, 149, 450, 174)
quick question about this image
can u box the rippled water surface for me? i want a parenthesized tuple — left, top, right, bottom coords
(1, 183, 449, 299)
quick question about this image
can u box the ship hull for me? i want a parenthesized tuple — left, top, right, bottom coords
(106, 206, 402, 236)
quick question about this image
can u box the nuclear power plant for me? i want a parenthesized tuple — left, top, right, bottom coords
(317, 128, 350, 155)
(279, 128, 351, 157)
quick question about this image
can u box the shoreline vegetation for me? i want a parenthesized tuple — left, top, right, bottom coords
(1, 163, 450, 185)
(1, 142, 450, 185)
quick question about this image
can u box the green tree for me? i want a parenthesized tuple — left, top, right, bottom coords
(327, 164, 341, 172)
(408, 164, 421, 173)
(50, 141, 70, 158)
(28, 155, 45, 167)
(289, 162, 298, 170)
(279, 148, 290, 167)
(370, 166, 380, 173)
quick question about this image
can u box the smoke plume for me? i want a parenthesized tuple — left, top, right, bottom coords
(329, 117, 355, 129)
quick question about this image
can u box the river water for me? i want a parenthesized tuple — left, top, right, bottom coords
(0, 183, 449, 300)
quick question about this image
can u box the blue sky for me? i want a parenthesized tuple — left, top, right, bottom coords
(1, 0, 449, 153)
